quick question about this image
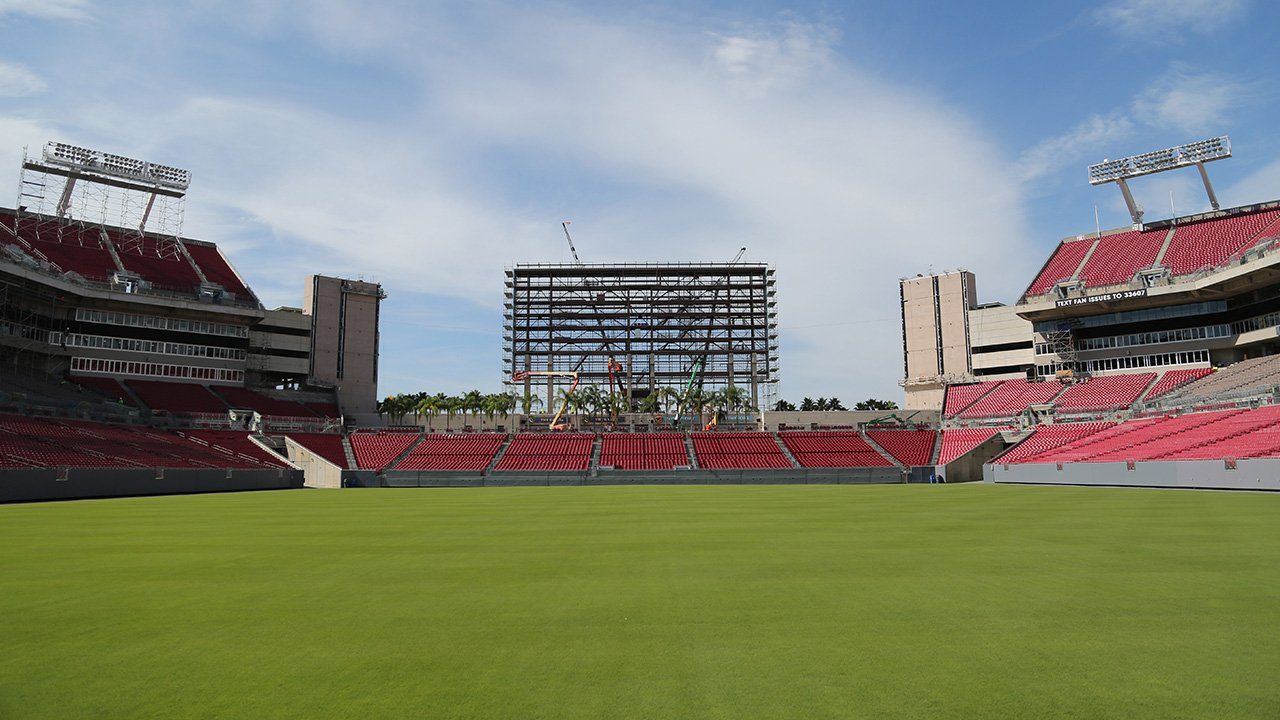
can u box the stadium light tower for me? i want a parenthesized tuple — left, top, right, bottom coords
(1088, 136, 1231, 226)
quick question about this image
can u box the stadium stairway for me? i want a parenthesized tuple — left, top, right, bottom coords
(386, 434, 426, 470)
(341, 435, 358, 470)
(771, 433, 802, 469)
(684, 434, 700, 469)
(485, 435, 515, 474)
(590, 435, 603, 474)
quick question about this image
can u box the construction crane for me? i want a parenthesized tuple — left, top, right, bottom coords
(512, 370, 580, 431)
(730, 247, 746, 264)
(561, 220, 583, 266)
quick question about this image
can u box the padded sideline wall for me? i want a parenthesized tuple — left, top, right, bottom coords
(986, 460, 1280, 491)
(0, 467, 303, 502)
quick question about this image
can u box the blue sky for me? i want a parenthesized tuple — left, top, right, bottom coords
(2, 0, 1279, 403)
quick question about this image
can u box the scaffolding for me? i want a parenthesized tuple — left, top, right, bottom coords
(15, 142, 191, 274)
(503, 262, 779, 411)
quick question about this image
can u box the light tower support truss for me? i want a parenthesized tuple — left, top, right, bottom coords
(1088, 136, 1231, 226)
(503, 262, 779, 413)
(16, 141, 190, 263)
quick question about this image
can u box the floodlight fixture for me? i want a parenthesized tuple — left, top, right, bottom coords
(1088, 136, 1231, 225)
(42, 141, 191, 191)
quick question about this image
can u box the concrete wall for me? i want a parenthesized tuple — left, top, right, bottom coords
(968, 304, 1034, 377)
(374, 466, 908, 487)
(0, 467, 303, 503)
(284, 436, 343, 488)
(901, 275, 941, 382)
(305, 275, 381, 415)
(937, 272, 974, 376)
(986, 459, 1280, 491)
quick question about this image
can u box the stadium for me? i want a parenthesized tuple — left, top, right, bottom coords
(1, 77, 1278, 720)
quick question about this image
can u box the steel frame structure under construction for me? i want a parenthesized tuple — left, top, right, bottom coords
(503, 262, 779, 411)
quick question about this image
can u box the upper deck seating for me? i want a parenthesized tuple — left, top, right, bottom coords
(127, 380, 229, 414)
(1161, 209, 1280, 276)
(1076, 230, 1166, 289)
(1025, 238, 1092, 296)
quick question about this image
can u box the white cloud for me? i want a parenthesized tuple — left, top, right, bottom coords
(1017, 113, 1135, 182)
(1094, 0, 1249, 37)
(0, 0, 91, 21)
(0, 4, 1035, 399)
(1132, 67, 1248, 135)
(0, 62, 46, 96)
(1018, 66, 1250, 184)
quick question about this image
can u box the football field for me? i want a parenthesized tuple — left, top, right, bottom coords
(2, 484, 1277, 719)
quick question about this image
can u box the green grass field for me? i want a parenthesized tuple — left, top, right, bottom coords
(2, 484, 1277, 719)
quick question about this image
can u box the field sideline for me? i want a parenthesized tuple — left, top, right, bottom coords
(2, 485, 1277, 719)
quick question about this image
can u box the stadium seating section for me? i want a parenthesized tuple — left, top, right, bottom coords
(0, 414, 285, 469)
(778, 431, 888, 468)
(495, 434, 593, 471)
(5, 213, 258, 298)
(694, 432, 793, 469)
(1052, 373, 1155, 413)
(958, 379, 1062, 419)
(1157, 356, 1280, 405)
(600, 433, 689, 470)
(1001, 406, 1280, 463)
(1142, 367, 1213, 401)
(214, 386, 314, 417)
(937, 427, 1007, 465)
(115, 236, 202, 291)
(183, 242, 255, 298)
(1025, 207, 1280, 297)
(943, 381, 1001, 416)
(127, 380, 229, 414)
(395, 434, 505, 471)
(1160, 209, 1280, 276)
(994, 422, 1113, 464)
(68, 376, 136, 406)
(286, 433, 350, 468)
(1026, 238, 1092, 296)
(1076, 230, 1166, 289)
(866, 429, 936, 466)
(350, 431, 420, 470)
(179, 430, 290, 468)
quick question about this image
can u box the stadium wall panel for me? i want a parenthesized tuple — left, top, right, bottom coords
(0, 467, 303, 502)
(985, 459, 1280, 491)
(376, 467, 907, 487)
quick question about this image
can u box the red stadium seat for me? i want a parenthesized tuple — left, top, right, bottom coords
(600, 433, 689, 470)
(777, 431, 889, 468)
(495, 433, 593, 471)
(395, 434, 505, 471)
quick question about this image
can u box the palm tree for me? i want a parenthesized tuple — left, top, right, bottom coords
(637, 391, 661, 415)
(416, 395, 440, 428)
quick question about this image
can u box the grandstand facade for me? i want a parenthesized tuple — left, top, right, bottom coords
(504, 262, 779, 412)
(0, 142, 388, 499)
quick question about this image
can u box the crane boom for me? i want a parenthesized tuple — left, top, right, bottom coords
(561, 220, 583, 266)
